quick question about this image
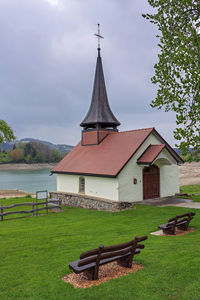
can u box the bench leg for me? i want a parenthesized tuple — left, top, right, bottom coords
(163, 228, 175, 235)
(177, 224, 188, 231)
(83, 269, 95, 280)
(117, 256, 132, 268)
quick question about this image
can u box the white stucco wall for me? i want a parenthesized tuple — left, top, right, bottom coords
(56, 174, 119, 201)
(158, 164, 179, 197)
(117, 133, 180, 202)
(57, 174, 79, 194)
(154, 149, 179, 197)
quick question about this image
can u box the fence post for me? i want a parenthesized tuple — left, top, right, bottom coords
(46, 197, 48, 215)
(32, 201, 35, 217)
(0, 205, 3, 221)
(59, 199, 61, 212)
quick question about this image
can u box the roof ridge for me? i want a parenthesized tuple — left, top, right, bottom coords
(114, 127, 154, 134)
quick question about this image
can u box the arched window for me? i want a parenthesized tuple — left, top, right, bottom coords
(79, 177, 85, 193)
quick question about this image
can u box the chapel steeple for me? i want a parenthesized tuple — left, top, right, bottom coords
(80, 25, 120, 146)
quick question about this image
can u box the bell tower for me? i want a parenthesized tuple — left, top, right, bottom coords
(80, 24, 120, 146)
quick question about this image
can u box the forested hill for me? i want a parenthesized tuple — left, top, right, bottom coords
(0, 139, 74, 164)
(1, 138, 73, 154)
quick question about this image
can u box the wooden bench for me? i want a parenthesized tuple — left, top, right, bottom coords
(69, 235, 148, 280)
(158, 212, 195, 235)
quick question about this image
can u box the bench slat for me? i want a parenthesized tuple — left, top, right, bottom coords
(136, 244, 145, 249)
(135, 235, 148, 242)
(101, 246, 132, 260)
(80, 240, 135, 259)
(78, 255, 97, 267)
(176, 212, 195, 219)
(102, 240, 134, 253)
(80, 248, 98, 259)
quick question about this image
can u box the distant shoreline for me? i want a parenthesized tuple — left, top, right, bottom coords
(0, 163, 57, 171)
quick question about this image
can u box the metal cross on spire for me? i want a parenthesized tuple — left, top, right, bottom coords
(94, 23, 104, 50)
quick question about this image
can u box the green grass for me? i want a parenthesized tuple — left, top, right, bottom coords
(0, 197, 200, 300)
(180, 184, 200, 202)
(180, 184, 200, 194)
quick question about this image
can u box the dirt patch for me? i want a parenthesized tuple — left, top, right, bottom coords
(62, 261, 143, 288)
(150, 227, 195, 236)
(0, 189, 33, 199)
(0, 163, 56, 171)
(179, 162, 200, 186)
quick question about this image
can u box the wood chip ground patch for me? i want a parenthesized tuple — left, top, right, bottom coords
(150, 227, 195, 236)
(62, 261, 143, 288)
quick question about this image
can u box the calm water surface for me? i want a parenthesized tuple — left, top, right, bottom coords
(0, 169, 56, 193)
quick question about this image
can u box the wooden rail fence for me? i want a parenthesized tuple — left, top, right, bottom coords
(0, 199, 61, 221)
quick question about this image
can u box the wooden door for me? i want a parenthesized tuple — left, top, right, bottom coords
(143, 165, 160, 200)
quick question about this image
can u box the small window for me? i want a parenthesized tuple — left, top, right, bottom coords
(79, 177, 85, 193)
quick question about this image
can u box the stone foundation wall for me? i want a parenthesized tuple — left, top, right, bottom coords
(49, 191, 134, 212)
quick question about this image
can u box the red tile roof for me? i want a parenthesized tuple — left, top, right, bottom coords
(137, 144, 166, 164)
(52, 128, 154, 177)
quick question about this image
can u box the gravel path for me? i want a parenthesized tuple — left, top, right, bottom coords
(173, 202, 200, 209)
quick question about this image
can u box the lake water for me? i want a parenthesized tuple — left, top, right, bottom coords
(0, 169, 56, 193)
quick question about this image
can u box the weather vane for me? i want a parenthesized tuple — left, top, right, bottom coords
(94, 24, 104, 49)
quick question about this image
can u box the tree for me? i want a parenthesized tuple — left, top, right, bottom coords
(0, 120, 16, 144)
(9, 148, 23, 162)
(143, 1, 200, 160)
(51, 149, 62, 162)
(24, 142, 37, 158)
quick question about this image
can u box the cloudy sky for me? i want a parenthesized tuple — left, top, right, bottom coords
(0, 0, 177, 146)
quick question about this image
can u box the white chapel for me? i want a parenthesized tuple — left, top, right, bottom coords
(51, 28, 183, 210)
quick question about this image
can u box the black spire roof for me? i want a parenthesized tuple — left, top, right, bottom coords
(80, 48, 120, 130)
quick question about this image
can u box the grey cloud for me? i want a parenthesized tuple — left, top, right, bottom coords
(0, 0, 177, 146)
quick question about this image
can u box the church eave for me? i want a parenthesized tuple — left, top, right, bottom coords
(80, 120, 120, 127)
(51, 170, 117, 178)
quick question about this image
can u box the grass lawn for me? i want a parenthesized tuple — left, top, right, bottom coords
(180, 184, 200, 202)
(0, 197, 200, 300)
(180, 184, 200, 194)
